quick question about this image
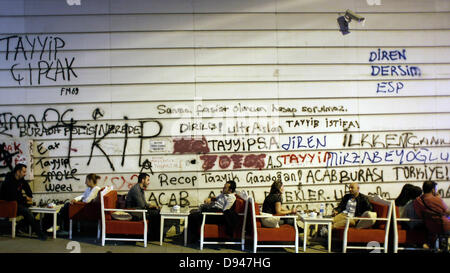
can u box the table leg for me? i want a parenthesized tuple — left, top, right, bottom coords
(160, 216, 164, 246)
(328, 223, 332, 253)
(53, 213, 57, 239)
(303, 222, 308, 252)
(184, 217, 188, 246)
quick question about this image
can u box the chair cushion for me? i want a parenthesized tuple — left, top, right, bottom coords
(105, 219, 147, 235)
(333, 227, 387, 243)
(356, 211, 377, 229)
(257, 225, 296, 241)
(203, 224, 242, 239)
(111, 211, 132, 221)
(260, 213, 280, 228)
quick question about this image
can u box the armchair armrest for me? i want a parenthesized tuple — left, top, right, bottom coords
(256, 215, 298, 219)
(395, 218, 423, 222)
(347, 216, 390, 221)
(201, 212, 224, 216)
(104, 208, 147, 213)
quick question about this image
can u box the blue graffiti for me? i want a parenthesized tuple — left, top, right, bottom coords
(281, 135, 327, 151)
(326, 148, 449, 167)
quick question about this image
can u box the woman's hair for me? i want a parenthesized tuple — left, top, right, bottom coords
(395, 184, 422, 206)
(269, 181, 283, 195)
(86, 173, 101, 185)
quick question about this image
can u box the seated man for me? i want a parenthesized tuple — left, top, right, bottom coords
(201, 181, 237, 213)
(126, 173, 160, 240)
(331, 182, 373, 229)
(0, 164, 47, 240)
(188, 180, 237, 243)
(413, 180, 450, 249)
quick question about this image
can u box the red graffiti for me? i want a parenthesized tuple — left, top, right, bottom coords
(173, 136, 209, 154)
(279, 152, 331, 164)
(200, 155, 217, 171)
(1, 142, 23, 154)
(103, 174, 138, 190)
(199, 154, 266, 171)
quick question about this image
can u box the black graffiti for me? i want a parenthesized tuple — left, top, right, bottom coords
(0, 35, 77, 86)
(121, 116, 129, 167)
(158, 173, 197, 187)
(148, 191, 190, 207)
(437, 186, 450, 198)
(342, 132, 450, 148)
(92, 108, 104, 120)
(140, 159, 154, 175)
(0, 142, 19, 176)
(0, 108, 76, 137)
(263, 189, 327, 202)
(393, 165, 449, 180)
(367, 186, 391, 199)
(246, 171, 300, 184)
(87, 124, 115, 171)
(0, 35, 65, 62)
(302, 168, 384, 184)
(10, 58, 78, 86)
(44, 182, 73, 192)
(138, 120, 162, 167)
(201, 172, 240, 184)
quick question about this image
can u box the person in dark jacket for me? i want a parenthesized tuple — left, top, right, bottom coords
(126, 172, 160, 240)
(332, 182, 373, 228)
(0, 164, 47, 240)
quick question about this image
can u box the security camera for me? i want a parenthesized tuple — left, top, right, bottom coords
(345, 9, 365, 22)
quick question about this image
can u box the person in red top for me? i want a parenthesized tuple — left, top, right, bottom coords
(413, 180, 450, 249)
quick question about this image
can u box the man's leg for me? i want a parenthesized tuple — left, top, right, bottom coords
(332, 213, 356, 229)
(147, 209, 161, 241)
(187, 210, 203, 243)
(17, 205, 46, 240)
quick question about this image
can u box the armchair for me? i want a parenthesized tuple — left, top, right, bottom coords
(333, 197, 393, 253)
(392, 205, 428, 253)
(0, 200, 18, 238)
(100, 187, 148, 247)
(68, 187, 104, 240)
(247, 197, 298, 253)
(200, 194, 248, 250)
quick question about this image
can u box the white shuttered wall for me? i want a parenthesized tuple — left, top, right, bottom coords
(0, 0, 449, 212)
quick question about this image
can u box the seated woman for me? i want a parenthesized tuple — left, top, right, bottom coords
(262, 181, 297, 226)
(395, 183, 423, 229)
(44, 174, 101, 233)
(70, 173, 101, 204)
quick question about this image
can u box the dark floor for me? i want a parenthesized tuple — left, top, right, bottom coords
(0, 220, 333, 253)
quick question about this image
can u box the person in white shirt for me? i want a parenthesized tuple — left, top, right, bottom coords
(44, 174, 101, 233)
(188, 180, 237, 243)
(70, 174, 101, 204)
(203, 181, 237, 211)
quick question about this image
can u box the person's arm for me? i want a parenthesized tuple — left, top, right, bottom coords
(333, 196, 347, 216)
(84, 186, 100, 203)
(223, 194, 236, 211)
(274, 202, 296, 215)
(22, 181, 33, 205)
(436, 197, 450, 216)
